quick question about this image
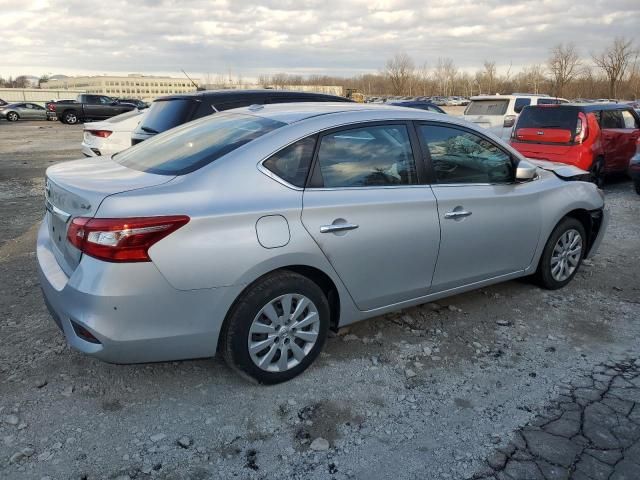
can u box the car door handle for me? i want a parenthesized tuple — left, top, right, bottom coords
(320, 223, 359, 233)
(444, 210, 472, 219)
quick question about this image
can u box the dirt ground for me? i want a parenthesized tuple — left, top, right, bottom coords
(0, 120, 639, 480)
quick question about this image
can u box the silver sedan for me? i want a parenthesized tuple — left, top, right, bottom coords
(0, 102, 47, 121)
(37, 103, 608, 383)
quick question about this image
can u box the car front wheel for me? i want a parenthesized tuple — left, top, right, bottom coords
(220, 270, 330, 384)
(535, 217, 586, 290)
(6, 112, 18, 122)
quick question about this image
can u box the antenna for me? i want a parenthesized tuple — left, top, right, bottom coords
(182, 69, 202, 90)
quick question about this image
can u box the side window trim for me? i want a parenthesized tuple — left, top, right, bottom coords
(306, 121, 427, 189)
(413, 120, 518, 186)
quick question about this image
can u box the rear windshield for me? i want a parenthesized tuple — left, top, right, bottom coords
(138, 98, 196, 134)
(114, 113, 285, 175)
(516, 107, 578, 131)
(465, 100, 509, 116)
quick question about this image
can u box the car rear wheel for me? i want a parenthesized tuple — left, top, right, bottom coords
(62, 111, 78, 125)
(535, 217, 586, 290)
(220, 270, 330, 384)
(6, 112, 18, 122)
(590, 157, 605, 188)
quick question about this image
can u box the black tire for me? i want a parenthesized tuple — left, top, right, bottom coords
(634, 180, 640, 195)
(220, 270, 330, 384)
(590, 157, 605, 188)
(535, 217, 587, 290)
(62, 110, 79, 125)
(6, 111, 19, 122)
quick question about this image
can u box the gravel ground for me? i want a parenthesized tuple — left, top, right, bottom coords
(0, 120, 639, 480)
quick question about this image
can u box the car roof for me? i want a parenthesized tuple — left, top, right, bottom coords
(226, 102, 454, 125)
(153, 89, 348, 102)
(525, 103, 634, 113)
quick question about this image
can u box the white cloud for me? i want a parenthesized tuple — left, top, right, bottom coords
(0, 0, 639, 79)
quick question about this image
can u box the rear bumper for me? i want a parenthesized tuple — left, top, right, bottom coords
(36, 220, 243, 364)
(80, 143, 99, 157)
(510, 143, 594, 171)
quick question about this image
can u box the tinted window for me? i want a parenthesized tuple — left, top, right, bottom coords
(537, 98, 566, 105)
(115, 113, 285, 175)
(601, 110, 625, 129)
(139, 99, 196, 133)
(465, 100, 509, 116)
(516, 107, 578, 131)
(419, 124, 513, 184)
(315, 125, 417, 187)
(99, 96, 114, 104)
(621, 110, 639, 129)
(514, 98, 531, 113)
(263, 137, 316, 187)
(85, 95, 100, 104)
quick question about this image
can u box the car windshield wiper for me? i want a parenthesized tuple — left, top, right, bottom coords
(140, 126, 159, 134)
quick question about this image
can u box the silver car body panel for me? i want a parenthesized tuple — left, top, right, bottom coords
(37, 103, 607, 363)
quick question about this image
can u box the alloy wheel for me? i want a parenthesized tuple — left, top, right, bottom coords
(248, 293, 320, 372)
(550, 228, 583, 282)
(7, 112, 17, 122)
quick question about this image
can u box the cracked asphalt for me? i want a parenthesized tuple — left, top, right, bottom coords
(475, 359, 640, 479)
(1, 121, 639, 480)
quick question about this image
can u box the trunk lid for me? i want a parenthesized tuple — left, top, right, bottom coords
(44, 156, 174, 275)
(514, 127, 573, 143)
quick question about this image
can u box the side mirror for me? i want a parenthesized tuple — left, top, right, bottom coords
(503, 115, 517, 128)
(515, 159, 537, 181)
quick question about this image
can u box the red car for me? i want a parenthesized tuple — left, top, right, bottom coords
(509, 104, 640, 186)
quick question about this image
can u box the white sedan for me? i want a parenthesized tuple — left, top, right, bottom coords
(81, 109, 146, 157)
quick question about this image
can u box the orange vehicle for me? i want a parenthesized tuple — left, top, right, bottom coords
(509, 103, 640, 185)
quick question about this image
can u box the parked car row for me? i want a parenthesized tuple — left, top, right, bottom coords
(367, 95, 470, 106)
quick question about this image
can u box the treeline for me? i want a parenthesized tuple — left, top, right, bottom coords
(258, 37, 640, 100)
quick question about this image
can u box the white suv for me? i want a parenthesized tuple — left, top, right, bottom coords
(463, 94, 568, 140)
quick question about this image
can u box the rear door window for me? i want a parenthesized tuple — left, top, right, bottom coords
(314, 124, 417, 187)
(138, 99, 196, 133)
(601, 110, 625, 129)
(514, 98, 531, 113)
(464, 100, 509, 115)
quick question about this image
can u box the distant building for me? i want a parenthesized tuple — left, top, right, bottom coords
(203, 83, 344, 97)
(41, 74, 200, 101)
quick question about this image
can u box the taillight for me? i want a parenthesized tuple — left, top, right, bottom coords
(575, 112, 588, 144)
(87, 130, 112, 138)
(48, 104, 56, 112)
(67, 216, 189, 262)
(503, 115, 517, 128)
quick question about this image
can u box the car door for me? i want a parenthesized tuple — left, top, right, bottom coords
(28, 103, 46, 120)
(82, 95, 101, 118)
(620, 110, 640, 169)
(16, 103, 33, 119)
(301, 122, 441, 311)
(599, 110, 627, 171)
(415, 122, 541, 291)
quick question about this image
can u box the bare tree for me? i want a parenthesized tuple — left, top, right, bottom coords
(548, 43, 581, 98)
(592, 37, 638, 99)
(482, 60, 497, 94)
(522, 64, 546, 94)
(433, 57, 457, 96)
(385, 52, 415, 95)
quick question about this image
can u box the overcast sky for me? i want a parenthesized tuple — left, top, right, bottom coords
(1, 0, 639, 81)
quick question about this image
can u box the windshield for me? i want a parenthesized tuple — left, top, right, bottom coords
(114, 113, 285, 175)
(465, 100, 509, 116)
(138, 98, 196, 134)
(516, 107, 578, 130)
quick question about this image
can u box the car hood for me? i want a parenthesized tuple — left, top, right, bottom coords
(526, 158, 588, 180)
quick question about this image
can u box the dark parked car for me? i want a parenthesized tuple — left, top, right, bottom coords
(388, 101, 446, 114)
(116, 98, 149, 109)
(46, 94, 137, 125)
(131, 89, 352, 144)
